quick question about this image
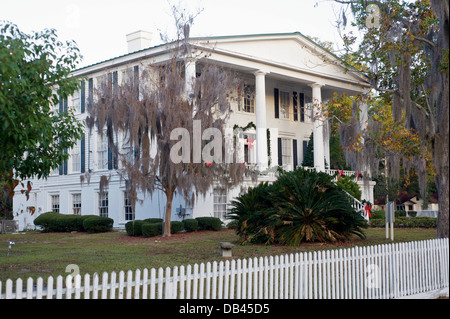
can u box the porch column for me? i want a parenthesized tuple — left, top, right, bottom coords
(185, 58, 196, 112)
(255, 70, 268, 171)
(310, 83, 325, 172)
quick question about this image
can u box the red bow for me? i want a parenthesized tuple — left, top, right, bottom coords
(365, 204, 372, 218)
(206, 162, 213, 167)
(338, 170, 344, 180)
(357, 171, 362, 181)
(247, 138, 255, 149)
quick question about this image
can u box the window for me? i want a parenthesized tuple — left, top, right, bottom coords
(51, 195, 60, 213)
(124, 192, 135, 221)
(213, 188, 228, 220)
(97, 133, 108, 170)
(72, 89, 81, 113)
(279, 91, 290, 119)
(72, 194, 81, 215)
(99, 192, 109, 217)
(71, 139, 81, 172)
(281, 138, 292, 166)
(243, 85, 255, 113)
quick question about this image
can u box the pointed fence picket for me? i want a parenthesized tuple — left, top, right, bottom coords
(1, 238, 448, 299)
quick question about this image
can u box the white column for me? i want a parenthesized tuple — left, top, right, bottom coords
(310, 83, 325, 172)
(324, 119, 330, 169)
(255, 71, 268, 171)
(185, 58, 196, 111)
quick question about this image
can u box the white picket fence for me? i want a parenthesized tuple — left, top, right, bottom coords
(1, 238, 448, 299)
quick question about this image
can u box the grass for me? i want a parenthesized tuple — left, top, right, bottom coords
(0, 227, 438, 283)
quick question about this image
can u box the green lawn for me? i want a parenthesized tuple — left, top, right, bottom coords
(0, 227, 438, 282)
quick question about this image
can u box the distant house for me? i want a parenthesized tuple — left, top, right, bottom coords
(13, 31, 374, 231)
(374, 191, 439, 218)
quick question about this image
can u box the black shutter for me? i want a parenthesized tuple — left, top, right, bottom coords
(59, 95, 63, 113)
(134, 65, 139, 99)
(108, 140, 112, 170)
(113, 71, 118, 96)
(80, 81, 85, 113)
(293, 139, 298, 169)
(300, 93, 305, 122)
(63, 98, 68, 112)
(278, 138, 282, 166)
(81, 135, 85, 173)
(303, 140, 308, 163)
(88, 78, 93, 109)
(274, 88, 279, 119)
(63, 149, 68, 175)
(293, 91, 298, 121)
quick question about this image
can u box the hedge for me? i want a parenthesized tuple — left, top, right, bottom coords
(125, 220, 146, 236)
(182, 219, 198, 232)
(34, 212, 112, 233)
(195, 217, 222, 231)
(82, 216, 114, 233)
(369, 217, 437, 228)
(142, 222, 163, 237)
(144, 218, 164, 224)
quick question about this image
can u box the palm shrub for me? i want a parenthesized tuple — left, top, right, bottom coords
(228, 168, 367, 245)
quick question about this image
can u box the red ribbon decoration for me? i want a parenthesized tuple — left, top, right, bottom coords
(365, 204, 372, 218)
(247, 138, 255, 149)
(357, 171, 362, 181)
(206, 162, 213, 167)
(338, 169, 344, 180)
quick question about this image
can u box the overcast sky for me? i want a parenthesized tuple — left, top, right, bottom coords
(1, 0, 352, 68)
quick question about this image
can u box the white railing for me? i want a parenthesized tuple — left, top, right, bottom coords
(1, 238, 448, 299)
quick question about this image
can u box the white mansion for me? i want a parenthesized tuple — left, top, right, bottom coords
(13, 31, 374, 231)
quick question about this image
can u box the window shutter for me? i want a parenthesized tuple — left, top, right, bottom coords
(63, 149, 68, 175)
(300, 93, 305, 122)
(293, 139, 298, 169)
(293, 91, 298, 121)
(59, 95, 63, 113)
(81, 135, 85, 173)
(134, 65, 139, 99)
(88, 78, 93, 109)
(63, 98, 68, 112)
(108, 140, 112, 170)
(59, 163, 63, 175)
(113, 71, 118, 96)
(277, 138, 282, 166)
(80, 81, 85, 113)
(274, 88, 279, 119)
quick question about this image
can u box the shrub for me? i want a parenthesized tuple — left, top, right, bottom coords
(142, 222, 163, 237)
(228, 168, 367, 245)
(407, 211, 417, 217)
(336, 175, 362, 200)
(395, 210, 406, 217)
(171, 221, 184, 234)
(143, 218, 164, 224)
(196, 217, 223, 231)
(371, 209, 385, 219)
(82, 216, 114, 233)
(182, 219, 198, 232)
(34, 212, 60, 232)
(226, 220, 239, 230)
(125, 220, 146, 236)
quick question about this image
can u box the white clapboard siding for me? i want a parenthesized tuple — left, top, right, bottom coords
(1, 238, 448, 299)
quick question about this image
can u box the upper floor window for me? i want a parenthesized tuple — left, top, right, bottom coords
(71, 139, 81, 173)
(279, 91, 290, 119)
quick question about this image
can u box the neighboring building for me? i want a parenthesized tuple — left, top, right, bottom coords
(13, 31, 373, 231)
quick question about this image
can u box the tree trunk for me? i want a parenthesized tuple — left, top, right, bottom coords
(163, 188, 174, 237)
(431, 0, 449, 239)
